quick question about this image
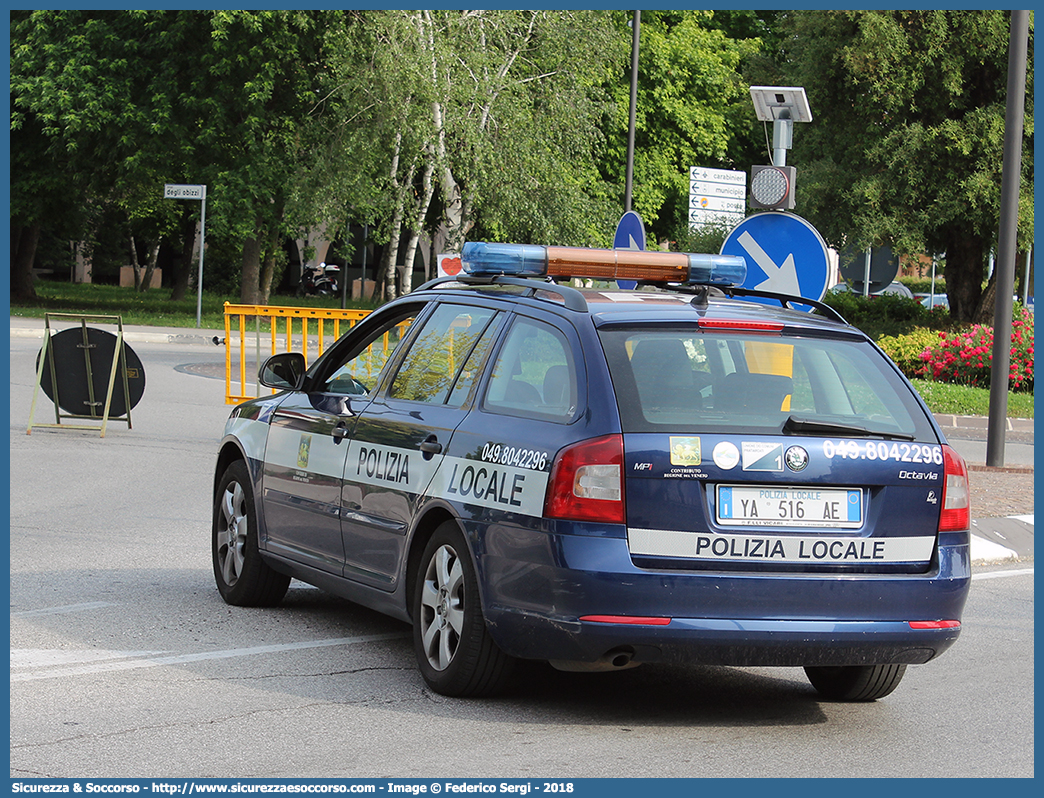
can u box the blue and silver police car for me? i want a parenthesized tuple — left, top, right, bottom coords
(212, 243, 971, 701)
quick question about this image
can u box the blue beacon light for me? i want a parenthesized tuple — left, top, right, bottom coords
(460, 242, 746, 286)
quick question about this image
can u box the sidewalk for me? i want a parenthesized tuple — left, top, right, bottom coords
(11, 316, 1033, 563)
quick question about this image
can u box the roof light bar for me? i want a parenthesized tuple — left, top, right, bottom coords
(461, 242, 746, 287)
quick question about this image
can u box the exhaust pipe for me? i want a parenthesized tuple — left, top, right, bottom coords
(549, 647, 639, 673)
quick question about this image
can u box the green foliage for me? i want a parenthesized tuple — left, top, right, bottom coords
(666, 218, 733, 255)
(911, 378, 1034, 418)
(877, 328, 945, 377)
(821, 291, 947, 339)
(602, 11, 761, 243)
(900, 277, 947, 294)
(11, 10, 350, 303)
(781, 10, 1034, 322)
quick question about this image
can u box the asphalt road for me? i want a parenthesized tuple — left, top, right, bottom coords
(8, 334, 1035, 779)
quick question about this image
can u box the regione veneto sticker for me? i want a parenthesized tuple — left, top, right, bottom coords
(670, 437, 702, 466)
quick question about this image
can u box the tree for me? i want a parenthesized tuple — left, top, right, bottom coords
(600, 11, 761, 246)
(9, 108, 78, 303)
(198, 10, 346, 304)
(11, 11, 214, 298)
(326, 10, 625, 302)
(781, 10, 1034, 322)
(11, 10, 348, 305)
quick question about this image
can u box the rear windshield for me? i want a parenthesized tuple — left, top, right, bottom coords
(598, 327, 937, 440)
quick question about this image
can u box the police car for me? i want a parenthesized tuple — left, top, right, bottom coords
(212, 242, 971, 701)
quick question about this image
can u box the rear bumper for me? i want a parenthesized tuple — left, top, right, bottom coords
(475, 523, 970, 667)
(485, 610, 960, 667)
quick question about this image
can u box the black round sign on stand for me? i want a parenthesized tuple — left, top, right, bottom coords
(838, 245, 900, 294)
(36, 327, 146, 417)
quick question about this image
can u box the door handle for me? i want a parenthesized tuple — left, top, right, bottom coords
(332, 423, 350, 443)
(419, 436, 443, 458)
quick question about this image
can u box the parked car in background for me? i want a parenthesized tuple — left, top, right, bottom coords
(829, 281, 914, 299)
(914, 293, 949, 309)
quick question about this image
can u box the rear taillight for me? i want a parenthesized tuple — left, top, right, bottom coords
(938, 445, 970, 532)
(544, 435, 625, 524)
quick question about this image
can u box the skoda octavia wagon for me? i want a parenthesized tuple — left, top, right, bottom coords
(212, 243, 971, 701)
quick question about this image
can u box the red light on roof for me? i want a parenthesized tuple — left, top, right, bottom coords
(697, 319, 784, 332)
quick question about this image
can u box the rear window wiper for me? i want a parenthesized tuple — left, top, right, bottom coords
(782, 415, 915, 441)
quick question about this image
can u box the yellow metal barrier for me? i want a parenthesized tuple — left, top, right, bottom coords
(222, 303, 373, 404)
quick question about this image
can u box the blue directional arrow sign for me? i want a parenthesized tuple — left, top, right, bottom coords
(720, 212, 830, 307)
(613, 210, 645, 290)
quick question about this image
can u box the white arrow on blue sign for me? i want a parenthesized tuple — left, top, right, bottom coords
(720, 212, 830, 306)
(613, 210, 646, 290)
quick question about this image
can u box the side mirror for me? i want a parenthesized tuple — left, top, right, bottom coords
(259, 352, 307, 391)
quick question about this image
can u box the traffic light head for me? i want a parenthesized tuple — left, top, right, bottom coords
(749, 165, 796, 210)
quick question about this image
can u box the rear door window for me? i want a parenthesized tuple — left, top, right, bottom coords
(483, 316, 578, 422)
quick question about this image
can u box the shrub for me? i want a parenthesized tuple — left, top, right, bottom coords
(917, 307, 1034, 392)
(821, 290, 944, 339)
(900, 277, 946, 294)
(877, 329, 942, 378)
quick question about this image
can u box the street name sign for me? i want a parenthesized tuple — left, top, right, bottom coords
(689, 166, 746, 186)
(164, 184, 207, 200)
(689, 166, 746, 231)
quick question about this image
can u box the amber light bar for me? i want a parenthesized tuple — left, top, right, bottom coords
(460, 242, 746, 286)
(545, 247, 689, 282)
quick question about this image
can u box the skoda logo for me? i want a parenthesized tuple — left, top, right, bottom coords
(785, 446, 809, 472)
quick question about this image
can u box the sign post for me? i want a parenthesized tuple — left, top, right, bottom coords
(164, 183, 207, 327)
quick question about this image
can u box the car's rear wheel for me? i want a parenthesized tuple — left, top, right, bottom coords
(213, 460, 290, 607)
(412, 522, 515, 696)
(804, 664, 907, 701)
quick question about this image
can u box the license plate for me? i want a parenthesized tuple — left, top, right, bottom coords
(716, 485, 862, 528)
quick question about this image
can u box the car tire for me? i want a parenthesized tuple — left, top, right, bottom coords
(412, 522, 515, 697)
(213, 460, 290, 607)
(804, 664, 907, 701)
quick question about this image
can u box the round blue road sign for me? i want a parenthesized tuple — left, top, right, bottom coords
(720, 212, 830, 306)
(613, 210, 645, 290)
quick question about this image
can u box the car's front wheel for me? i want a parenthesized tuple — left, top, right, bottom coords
(213, 460, 290, 607)
(412, 522, 515, 696)
(804, 664, 907, 701)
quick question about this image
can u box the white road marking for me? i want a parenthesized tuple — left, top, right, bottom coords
(970, 513, 1034, 562)
(11, 649, 168, 668)
(11, 601, 118, 618)
(970, 535, 1019, 561)
(972, 567, 1034, 581)
(10, 633, 408, 683)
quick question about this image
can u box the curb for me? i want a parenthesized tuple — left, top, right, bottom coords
(9, 324, 223, 347)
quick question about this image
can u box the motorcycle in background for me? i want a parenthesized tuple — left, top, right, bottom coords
(298, 262, 340, 297)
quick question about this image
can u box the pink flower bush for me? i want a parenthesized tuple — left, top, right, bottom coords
(918, 308, 1034, 391)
